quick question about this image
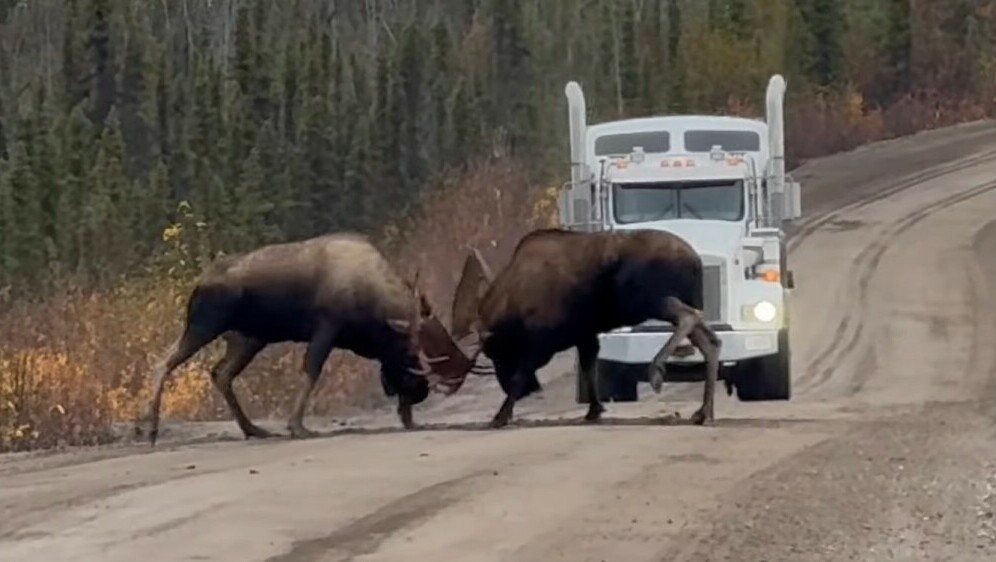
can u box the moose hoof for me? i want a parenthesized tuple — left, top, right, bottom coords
(288, 426, 318, 439)
(649, 364, 666, 393)
(690, 408, 713, 426)
(398, 406, 415, 430)
(584, 403, 605, 423)
(724, 378, 735, 396)
(244, 425, 275, 440)
(673, 344, 695, 358)
(489, 415, 510, 429)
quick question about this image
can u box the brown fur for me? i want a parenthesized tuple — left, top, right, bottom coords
(143, 233, 462, 445)
(448, 227, 721, 428)
(207, 234, 418, 324)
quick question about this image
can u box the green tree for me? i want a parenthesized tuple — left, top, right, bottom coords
(0, 159, 16, 286)
(798, 0, 845, 88)
(4, 140, 45, 283)
(87, 0, 118, 125)
(119, 4, 155, 177)
(83, 114, 134, 280)
(878, 0, 913, 104)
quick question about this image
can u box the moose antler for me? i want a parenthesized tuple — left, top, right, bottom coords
(404, 247, 499, 396)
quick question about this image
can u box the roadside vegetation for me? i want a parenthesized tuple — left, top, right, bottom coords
(1, 0, 995, 452)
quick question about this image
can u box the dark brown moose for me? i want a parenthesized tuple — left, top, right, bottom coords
(143, 232, 467, 445)
(445, 228, 723, 428)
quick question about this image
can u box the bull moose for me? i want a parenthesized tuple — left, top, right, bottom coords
(143, 232, 470, 445)
(445, 228, 722, 428)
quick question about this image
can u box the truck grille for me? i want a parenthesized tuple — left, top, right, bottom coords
(623, 260, 725, 333)
(701, 264, 723, 322)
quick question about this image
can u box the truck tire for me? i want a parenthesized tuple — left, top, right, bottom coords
(602, 360, 640, 402)
(735, 329, 791, 401)
(576, 360, 640, 403)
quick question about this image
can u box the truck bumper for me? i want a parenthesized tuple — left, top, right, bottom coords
(597, 325, 781, 364)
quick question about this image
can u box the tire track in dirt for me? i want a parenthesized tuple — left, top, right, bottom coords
(263, 471, 489, 562)
(797, 179, 996, 396)
(790, 148, 996, 394)
(0, 459, 243, 540)
(844, 180, 996, 395)
(787, 147, 996, 253)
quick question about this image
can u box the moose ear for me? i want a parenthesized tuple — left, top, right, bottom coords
(387, 319, 411, 334)
(417, 292, 432, 317)
(451, 248, 493, 340)
(472, 248, 494, 283)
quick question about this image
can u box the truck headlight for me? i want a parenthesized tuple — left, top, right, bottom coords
(752, 300, 777, 323)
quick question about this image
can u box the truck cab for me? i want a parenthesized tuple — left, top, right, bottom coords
(559, 75, 802, 403)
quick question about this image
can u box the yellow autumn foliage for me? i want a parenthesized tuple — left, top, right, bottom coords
(0, 338, 218, 451)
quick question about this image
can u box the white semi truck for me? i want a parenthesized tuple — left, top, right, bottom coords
(558, 75, 801, 403)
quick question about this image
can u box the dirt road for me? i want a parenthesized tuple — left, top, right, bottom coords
(5, 121, 996, 561)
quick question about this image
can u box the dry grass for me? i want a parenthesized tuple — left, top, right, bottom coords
(0, 280, 220, 451)
(1, 90, 992, 453)
(785, 86, 992, 167)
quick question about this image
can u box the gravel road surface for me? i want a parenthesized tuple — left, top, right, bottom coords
(4, 121, 996, 561)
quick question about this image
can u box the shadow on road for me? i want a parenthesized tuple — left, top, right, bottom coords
(209, 413, 844, 445)
(119, 411, 859, 460)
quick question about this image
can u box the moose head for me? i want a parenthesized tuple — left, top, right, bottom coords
(389, 255, 495, 396)
(383, 264, 488, 396)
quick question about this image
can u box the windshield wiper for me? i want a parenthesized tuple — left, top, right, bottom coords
(680, 203, 704, 219)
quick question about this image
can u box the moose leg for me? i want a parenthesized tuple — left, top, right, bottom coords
(577, 337, 604, 422)
(146, 325, 220, 446)
(648, 297, 700, 393)
(397, 395, 415, 430)
(490, 367, 538, 429)
(488, 361, 516, 429)
(210, 333, 270, 439)
(490, 385, 517, 429)
(688, 323, 721, 426)
(287, 322, 338, 439)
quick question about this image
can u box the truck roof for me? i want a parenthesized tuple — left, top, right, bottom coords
(588, 114, 766, 134)
(585, 115, 769, 166)
(603, 152, 754, 184)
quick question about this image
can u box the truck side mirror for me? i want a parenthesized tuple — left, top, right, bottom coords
(574, 199, 592, 230)
(558, 178, 598, 232)
(557, 188, 571, 225)
(784, 179, 802, 221)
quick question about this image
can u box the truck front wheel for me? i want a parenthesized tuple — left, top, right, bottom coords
(576, 359, 639, 403)
(734, 329, 791, 401)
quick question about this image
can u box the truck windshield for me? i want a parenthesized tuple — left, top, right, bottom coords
(612, 180, 744, 223)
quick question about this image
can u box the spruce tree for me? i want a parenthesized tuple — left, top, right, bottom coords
(879, 0, 913, 104)
(87, 0, 118, 126)
(798, 0, 845, 88)
(0, 158, 15, 287)
(57, 105, 94, 273)
(119, 4, 154, 177)
(6, 139, 44, 284)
